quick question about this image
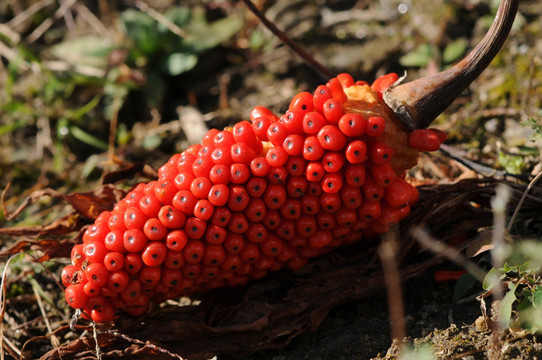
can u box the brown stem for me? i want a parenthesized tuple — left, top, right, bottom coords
(383, 0, 519, 130)
(240, 0, 334, 80)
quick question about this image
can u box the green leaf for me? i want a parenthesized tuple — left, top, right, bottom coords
(532, 286, 542, 308)
(443, 38, 468, 64)
(453, 272, 478, 303)
(498, 282, 518, 328)
(399, 44, 433, 68)
(182, 10, 244, 53)
(49, 35, 113, 69)
(498, 151, 525, 174)
(164, 53, 198, 76)
(69, 126, 108, 151)
(121, 9, 163, 56)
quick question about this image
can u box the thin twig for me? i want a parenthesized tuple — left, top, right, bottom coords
(411, 227, 487, 283)
(378, 231, 406, 343)
(240, 0, 334, 80)
(507, 169, 542, 231)
(107, 330, 189, 360)
(26, 0, 78, 44)
(31, 280, 61, 350)
(134, 0, 187, 38)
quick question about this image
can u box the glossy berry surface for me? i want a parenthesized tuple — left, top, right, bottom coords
(63, 72, 444, 322)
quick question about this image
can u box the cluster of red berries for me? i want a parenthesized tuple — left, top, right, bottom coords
(61, 73, 446, 323)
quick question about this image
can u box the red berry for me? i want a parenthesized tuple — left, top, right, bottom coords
(208, 184, 229, 207)
(228, 185, 250, 212)
(307, 230, 333, 249)
(209, 164, 230, 185)
(301, 195, 320, 215)
(123, 229, 147, 253)
(267, 166, 288, 184)
(285, 156, 306, 177)
(320, 193, 341, 213)
(203, 244, 226, 266)
(228, 212, 249, 234)
(281, 110, 305, 134)
(245, 222, 268, 243)
(345, 140, 368, 164)
(104, 252, 125, 272)
(224, 233, 245, 255)
(124, 206, 147, 230)
(245, 198, 267, 222)
(139, 266, 162, 287)
(213, 130, 235, 149)
(295, 215, 317, 237)
(322, 151, 345, 173)
(336, 73, 354, 88)
(233, 120, 262, 153)
(165, 229, 189, 251)
(280, 198, 302, 219)
(158, 205, 186, 229)
(358, 201, 381, 221)
(183, 240, 205, 264)
(193, 199, 215, 221)
(172, 190, 198, 215)
(371, 73, 399, 93)
(184, 217, 207, 239)
(107, 270, 130, 293)
(260, 235, 284, 257)
(316, 212, 336, 230)
(282, 134, 304, 156)
(84, 241, 108, 263)
(303, 136, 325, 161)
(313, 85, 333, 113)
(286, 176, 308, 198)
(384, 177, 412, 208)
(325, 78, 348, 103)
(289, 92, 314, 114)
(267, 122, 288, 146)
(65, 284, 88, 309)
(246, 177, 267, 197)
(302, 111, 327, 134)
(366, 116, 386, 137)
(192, 156, 213, 178)
(369, 163, 395, 187)
(321, 173, 343, 194)
(154, 181, 177, 204)
(230, 163, 251, 184)
(266, 146, 289, 167)
(124, 253, 144, 275)
(83, 223, 108, 243)
(143, 217, 167, 241)
(231, 142, 257, 164)
(205, 225, 227, 245)
(252, 116, 273, 141)
(263, 184, 287, 209)
(211, 207, 232, 227)
(250, 156, 271, 177)
(139, 194, 162, 218)
(322, 98, 344, 124)
(338, 113, 365, 137)
(368, 140, 394, 164)
(340, 185, 363, 209)
(211, 147, 233, 166)
(408, 129, 442, 151)
(164, 250, 185, 270)
(305, 161, 325, 182)
(344, 163, 366, 187)
(250, 106, 279, 123)
(85, 263, 109, 286)
(190, 177, 212, 199)
(362, 177, 384, 202)
(317, 125, 347, 151)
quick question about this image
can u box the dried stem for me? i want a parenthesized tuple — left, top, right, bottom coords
(384, 0, 519, 130)
(379, 231, 406, 343)
(240, 0, 334, 80)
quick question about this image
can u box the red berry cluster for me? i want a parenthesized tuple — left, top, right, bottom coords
(62, 73, 445, 322)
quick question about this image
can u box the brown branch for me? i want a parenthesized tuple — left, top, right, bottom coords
(240, 0, 334, 80)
